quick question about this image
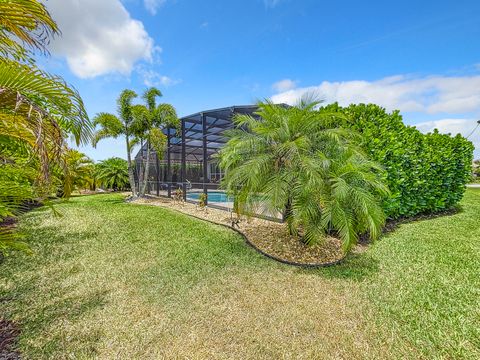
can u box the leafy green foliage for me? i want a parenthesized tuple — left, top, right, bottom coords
(198, 193, 208, 209)
(0, 0, 92, 255)
(95, 157, 129, 191)
(321, 103, 474, 218)
(0, 0, 58, 61)
(92, 90, 139, 196)
(58, 149, 95, 197)
(132, 87, 179, 196)
(220, 100, 388, 251)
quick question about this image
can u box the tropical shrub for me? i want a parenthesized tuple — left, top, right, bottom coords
(0, 0, 92, 255)
(320, 103, 474, 218)
(220, 100, 389, 251)
(95, 158, 130, 191)
(57, 149, 95, 196)
(198, 193, 208, 209)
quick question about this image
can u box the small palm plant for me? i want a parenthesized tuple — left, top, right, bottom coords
(219, 99, 389, 252)
(198, 193, 208, 210)
(59, 149, 95, 196)
(95, 158, 130, 191)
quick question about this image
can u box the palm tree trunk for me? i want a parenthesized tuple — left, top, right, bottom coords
(126, 136, 137, 197)
(140, 141, 151, 196)
(284, 196, 295, 235)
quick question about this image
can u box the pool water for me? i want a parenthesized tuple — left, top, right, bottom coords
(187, 191, 233, 203)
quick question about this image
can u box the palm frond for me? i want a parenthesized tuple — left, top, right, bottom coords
(0, 0, 59, 60)
(0, 59, 92, 144)
(220, 99, 389, 252)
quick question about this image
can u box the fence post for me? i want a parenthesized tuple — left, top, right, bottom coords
(202, 112, 208, 205)
(181, 119, 187, 201)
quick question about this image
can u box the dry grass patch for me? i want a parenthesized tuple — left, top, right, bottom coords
(134, 196, 345, 265)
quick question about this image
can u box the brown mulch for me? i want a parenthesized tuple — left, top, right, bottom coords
(132, 196, 346, 266)
(0, 319, 21, 360)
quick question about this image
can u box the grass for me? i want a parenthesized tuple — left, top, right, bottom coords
(1, 190, 479, 359)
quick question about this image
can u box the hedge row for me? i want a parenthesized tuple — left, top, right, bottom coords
(321, 103, 474, 219)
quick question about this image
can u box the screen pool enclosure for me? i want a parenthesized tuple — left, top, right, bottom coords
(134, 104, 275, 214)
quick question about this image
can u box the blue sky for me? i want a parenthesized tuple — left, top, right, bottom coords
(41, 0, 480, 160)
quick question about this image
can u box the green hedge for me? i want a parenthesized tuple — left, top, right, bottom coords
(321, 103, 474, 218)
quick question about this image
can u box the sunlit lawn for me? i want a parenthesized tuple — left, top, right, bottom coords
(1, 190, 479, 359)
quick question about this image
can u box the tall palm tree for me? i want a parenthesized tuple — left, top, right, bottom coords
(92, 90, 139, 196)
(131, 87, 178, 197)
(219, 99, 389, 252)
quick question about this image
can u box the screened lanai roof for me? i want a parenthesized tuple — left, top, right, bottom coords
(167, 104, 260, 162)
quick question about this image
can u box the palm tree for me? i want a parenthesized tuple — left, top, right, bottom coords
(92, 90, 139, 196)
(0, 0, 58, 62)
(131, 87, 178, 197)
(219, 99, 389, 252)
(59, 150, 95, 196)
(0, 0, 92, 255)
(95, 157, 129, 191)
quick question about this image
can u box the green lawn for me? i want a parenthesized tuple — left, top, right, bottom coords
(1, 190, 479, 359)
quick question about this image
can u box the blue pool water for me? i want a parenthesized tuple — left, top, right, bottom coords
(187, 191, 233, 203)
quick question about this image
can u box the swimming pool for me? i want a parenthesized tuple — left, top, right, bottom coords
(187, 191, 233, 203)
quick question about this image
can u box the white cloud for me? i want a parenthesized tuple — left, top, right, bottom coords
(144, 0, 166, 15)
(272, 79, 297, 92)
(415, 118, 480, 158)
(271, 74, 480, 115)
(264, 0, 282, 8)
(43, 0, 156, 78)
(137, 66, 180, 87)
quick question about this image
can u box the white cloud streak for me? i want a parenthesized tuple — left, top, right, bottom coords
(264, 0, 283, 8)
(144, 0, 166, 15)
(137, 66, 180, 87)
(271, 74, 480, 115)
(44, 0, 156, 78)
(415, 118, 480, 158)
(272, 79, 297, 92)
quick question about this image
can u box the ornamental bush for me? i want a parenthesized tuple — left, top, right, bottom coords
(320, 103, 474, 219)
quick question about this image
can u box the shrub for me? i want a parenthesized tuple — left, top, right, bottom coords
(198, 193, 208, 209)
(220, 100, 389, 251)
(95, 158, 129, 191)
(320, 103, 474, 218)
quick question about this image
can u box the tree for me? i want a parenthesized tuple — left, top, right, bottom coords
(0, 0, 92, 255)
(92, 90, 139, 197)
(59, 150, 95, 196)
(131, 87, 179, 197)
(95, 158, 129, 191)
(219, 99, 389, 252)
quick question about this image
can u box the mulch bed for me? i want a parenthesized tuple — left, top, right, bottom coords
(132, 196, 347, 266)
(0, 319, 21, 360)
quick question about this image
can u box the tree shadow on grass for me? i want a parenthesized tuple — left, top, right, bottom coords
(11, 289, 108, 358)
(25, 289, 108, 331)
(90, 197, 126, 206)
